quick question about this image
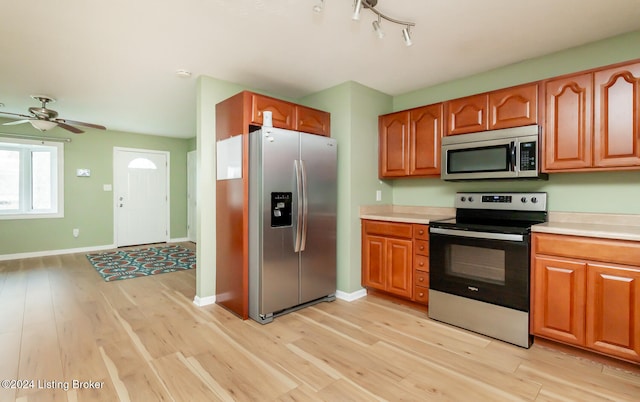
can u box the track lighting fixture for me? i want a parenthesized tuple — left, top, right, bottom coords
(352, 0, 416, 45)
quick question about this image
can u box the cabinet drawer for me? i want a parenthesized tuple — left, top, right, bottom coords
(413, 224, 429, 240)
(533, 233, 640, 267)
(415, 270, 429, 287)
(414, 285, 429, 304)
(414, 254, 429, 272)
(414, 239, 429, 256)
(363, 220, 412, 238)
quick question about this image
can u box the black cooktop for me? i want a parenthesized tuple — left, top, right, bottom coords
(429, 191, 548, 235)
(429, 216, 538, 235)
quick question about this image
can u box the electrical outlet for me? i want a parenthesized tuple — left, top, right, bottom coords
(73, 228, 79, 238)
(376, 190, 382, 201)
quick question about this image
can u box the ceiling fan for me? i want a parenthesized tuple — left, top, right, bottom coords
(0, 95, 106, 134)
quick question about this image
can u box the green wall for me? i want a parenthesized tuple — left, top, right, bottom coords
(299, 82, 393, 293)
(0, 119, 191, 255)
(391, 30, 640, 214)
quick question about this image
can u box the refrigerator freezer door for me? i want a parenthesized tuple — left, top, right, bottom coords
(299, 133, 337, 303)
(253, 128, 301, 316)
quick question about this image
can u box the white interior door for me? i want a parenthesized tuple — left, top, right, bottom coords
(187, 150, 197, 242)
(114, 148, 169, 247)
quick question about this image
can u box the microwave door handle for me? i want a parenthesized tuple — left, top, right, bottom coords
(509, 141, 517, 171)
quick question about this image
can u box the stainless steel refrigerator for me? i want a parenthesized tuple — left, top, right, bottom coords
(248, 127, 337, 324)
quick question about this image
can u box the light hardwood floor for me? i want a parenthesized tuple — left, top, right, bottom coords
(0, 243, 639, 401)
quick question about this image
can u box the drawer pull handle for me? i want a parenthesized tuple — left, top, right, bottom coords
(419, 261, 424, 266)
(419, 277, 424, 282)
(419, 292, 424, 297)
(419, 230, 424, 235)
(420, 246, 424, 250)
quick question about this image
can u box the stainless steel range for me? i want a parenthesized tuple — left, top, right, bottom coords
(428, 192, 547, 348)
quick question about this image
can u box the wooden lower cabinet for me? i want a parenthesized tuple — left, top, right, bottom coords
(361, 220, 431, 305)
(362, 220, 413, 298)
(532, 256, 587, 346)
(532, 233, 640, 363)
(586, 263, 640, 362)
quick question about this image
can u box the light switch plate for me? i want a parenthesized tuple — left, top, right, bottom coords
(76, 168, 91, 177)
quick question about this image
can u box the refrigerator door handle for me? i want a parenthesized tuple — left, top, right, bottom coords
(300, 160, 308, 252)
(294, 160, 303, 252)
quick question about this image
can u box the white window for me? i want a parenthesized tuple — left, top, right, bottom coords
(0, 137, 64, 219)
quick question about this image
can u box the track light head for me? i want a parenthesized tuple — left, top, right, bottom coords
(372, 17, 385, 39)
(352, 0, 363, 20)
(313, 0, 324, 13)
(402, 26, 413, 47)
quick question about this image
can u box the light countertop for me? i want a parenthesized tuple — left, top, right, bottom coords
(361, 206, 640, 242)
(359, 205, 454, 225)
(531, 211, 640, 242)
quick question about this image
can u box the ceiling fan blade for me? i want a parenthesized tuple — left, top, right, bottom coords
(56, 119, 106, 130)
(2, 119, 32, 126)
(0, 111, 32, 119)
(56, 121, 84, 134)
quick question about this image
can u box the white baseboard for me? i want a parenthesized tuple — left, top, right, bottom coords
(193, 295, 216, 306)
(0, 244, 116, 261)
(0, 239, 196, 262)
(336, 288, 367, 302)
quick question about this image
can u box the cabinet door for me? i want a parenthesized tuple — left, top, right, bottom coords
(593, 63, 640, 168)
(532, 257, 587, 346)
(446, 94, 488, 135)
(586, 263, 640, 362)
(379, 111, 410, 177)
(296, 106, 331, 137)
(250, 94, 295, 129)
(544, 73, 593, 170)
(489, 84, 538, 130)
(362, 234, 386, 291)
(409, 104, 443, 176)
(386, 238, 413, 298)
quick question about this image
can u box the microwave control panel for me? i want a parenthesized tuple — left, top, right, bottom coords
(519, 141, 537, 171)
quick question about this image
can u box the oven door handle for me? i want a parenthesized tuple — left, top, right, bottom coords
(430, 227, 524, 242)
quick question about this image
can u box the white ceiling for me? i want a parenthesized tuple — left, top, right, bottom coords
(1, 0, 640, 139)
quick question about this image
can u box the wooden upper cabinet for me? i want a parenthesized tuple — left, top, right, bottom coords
(489, 83, 538, 130)
(379, 111, 410, 177)
(586, 263, 640, 362)
(248, 93, 330, 136)
(593, 62, 640, 168)
(410, 104, 443, 176)
(250, 94, 295, 129)
(544, 73, 593, 170)
(446, 94, 488, 135)
(296, 106, 331, 137)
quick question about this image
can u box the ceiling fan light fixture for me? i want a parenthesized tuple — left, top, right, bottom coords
(29, 120, 58, 132)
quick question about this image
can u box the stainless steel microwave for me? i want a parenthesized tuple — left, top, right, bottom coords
(441, 125, 547, 181)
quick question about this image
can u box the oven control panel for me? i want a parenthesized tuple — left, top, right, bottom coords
(455, 192, 547, 211)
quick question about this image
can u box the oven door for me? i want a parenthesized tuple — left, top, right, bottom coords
(429, 227, 530, 312)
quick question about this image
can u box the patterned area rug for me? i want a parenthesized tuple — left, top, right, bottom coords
(86, 244, 196, 282)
